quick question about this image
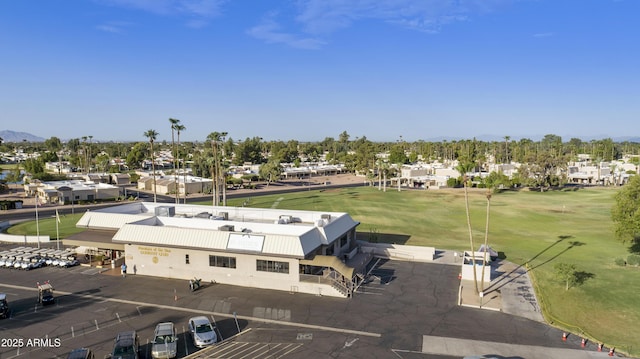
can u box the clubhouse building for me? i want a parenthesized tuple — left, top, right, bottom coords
(71, 202, 367, 297)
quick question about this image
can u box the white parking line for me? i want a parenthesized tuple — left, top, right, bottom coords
(0, 282, 382, 338)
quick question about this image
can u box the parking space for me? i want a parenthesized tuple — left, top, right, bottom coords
(1, 288, 238, 359)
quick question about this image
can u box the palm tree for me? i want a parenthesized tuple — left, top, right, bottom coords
(504, 135, 511, 164)
(457, 161, 479, 294)
(169, 118, 181, 204)
(480, 190, 492, 295)
(206, 131, 227, 206)
(144, 129, 159, 203)
(174, 123, 186, 203)
(81, 136, 88, 174)
(88, 135, 93, 173)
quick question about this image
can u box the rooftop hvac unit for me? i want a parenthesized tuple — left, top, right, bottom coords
(155, 206, 175, 217)
(218, 212, 229, 220)
(277, 215, 293, 224)
(321, 214, 331, 221)
(218, 224, 235, 232)
(195, 212, 211, 219)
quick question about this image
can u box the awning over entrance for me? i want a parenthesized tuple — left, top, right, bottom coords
(300, 255, 354, 279)
(63, 229, 124, 251)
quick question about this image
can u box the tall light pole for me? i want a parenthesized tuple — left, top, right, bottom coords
(35, 193, 40, 249)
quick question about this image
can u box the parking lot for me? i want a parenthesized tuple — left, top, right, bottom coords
(0, 245, 613, 359)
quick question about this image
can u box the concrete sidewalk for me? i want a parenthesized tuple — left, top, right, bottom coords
(432, 249, 544, 320)
(455, 257, 544, 322)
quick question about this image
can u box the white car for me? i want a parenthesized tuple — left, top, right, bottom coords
(151, 322, 178, 359)
(188, 316, 217, 348)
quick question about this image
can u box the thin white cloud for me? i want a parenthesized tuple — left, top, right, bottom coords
(96, 24, 122, 33)
(96, 21, 132, 34)
(177, 0, 225, 17)
(293, 0, 505, 35)
(247, 12, 326, 50)
(97, 0, 225, 27)
(249, 0, 511, 48)
(98, 0, 176, 15)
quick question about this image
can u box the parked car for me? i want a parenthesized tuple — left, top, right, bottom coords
(188, 316, 217, 348)
(67, 348, 94, 359)
(151, 322, 178, 359)
(107, 331, 139, 359)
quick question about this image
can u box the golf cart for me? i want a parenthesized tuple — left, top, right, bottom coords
(37, 281, 55, 305)
(189, 278, 202, 292)
(0, 293, 9, 319)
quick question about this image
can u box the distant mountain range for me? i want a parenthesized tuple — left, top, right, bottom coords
(0, 130, 45, 143)
(1, 129, 638, 144)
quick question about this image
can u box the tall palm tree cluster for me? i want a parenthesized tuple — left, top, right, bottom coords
(207, 131, 228, 207)
(169, 118, 186, 204)
(143, 129, 158, 203)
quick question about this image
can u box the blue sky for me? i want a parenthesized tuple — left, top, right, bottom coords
(1, 0, 638, 143)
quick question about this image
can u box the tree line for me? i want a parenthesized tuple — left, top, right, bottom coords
(2, 131, 639, 189)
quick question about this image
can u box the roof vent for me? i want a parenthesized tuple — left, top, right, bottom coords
(195, 212, 211, 219)
(155, 206, 175, 217)
(276, 215, 293, 224)
(218, 224, 235, 232)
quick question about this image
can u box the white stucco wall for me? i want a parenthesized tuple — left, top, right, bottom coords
(124, 244, 343, 297)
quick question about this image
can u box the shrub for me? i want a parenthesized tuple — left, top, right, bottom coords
(614, 257, 627, 266)
(242, 174, 259, 182)
(627, 254, 640, 266)
(447, 177, 459, 188)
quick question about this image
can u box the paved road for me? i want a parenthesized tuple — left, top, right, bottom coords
(0, 180, 366, 224)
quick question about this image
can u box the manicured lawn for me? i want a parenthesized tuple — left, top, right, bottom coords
(222, 186, 639, 355)
(0, 164, 22, 171)
(5, 213, 86, 239)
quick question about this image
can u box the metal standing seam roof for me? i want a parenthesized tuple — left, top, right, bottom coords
(317, 215, 360, 244)
(113, 225, 229, 250)
(261, 231, 323, 258)
(76, 212, 154, 230)
(76, 203, 360, 258)
(113, 224, 320, 258)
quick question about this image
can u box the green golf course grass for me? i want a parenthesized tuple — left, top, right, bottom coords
(6, 186, 639, 355)
(224, 186, 639, 355)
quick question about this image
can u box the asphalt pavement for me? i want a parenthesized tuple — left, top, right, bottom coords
(0, 250, 624, 359)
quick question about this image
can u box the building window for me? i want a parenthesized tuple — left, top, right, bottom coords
(340, 234, 348, 248)
(256, 260, 289, 274)
(185, 254, 190, 264)
(209, 255, 236, 268)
